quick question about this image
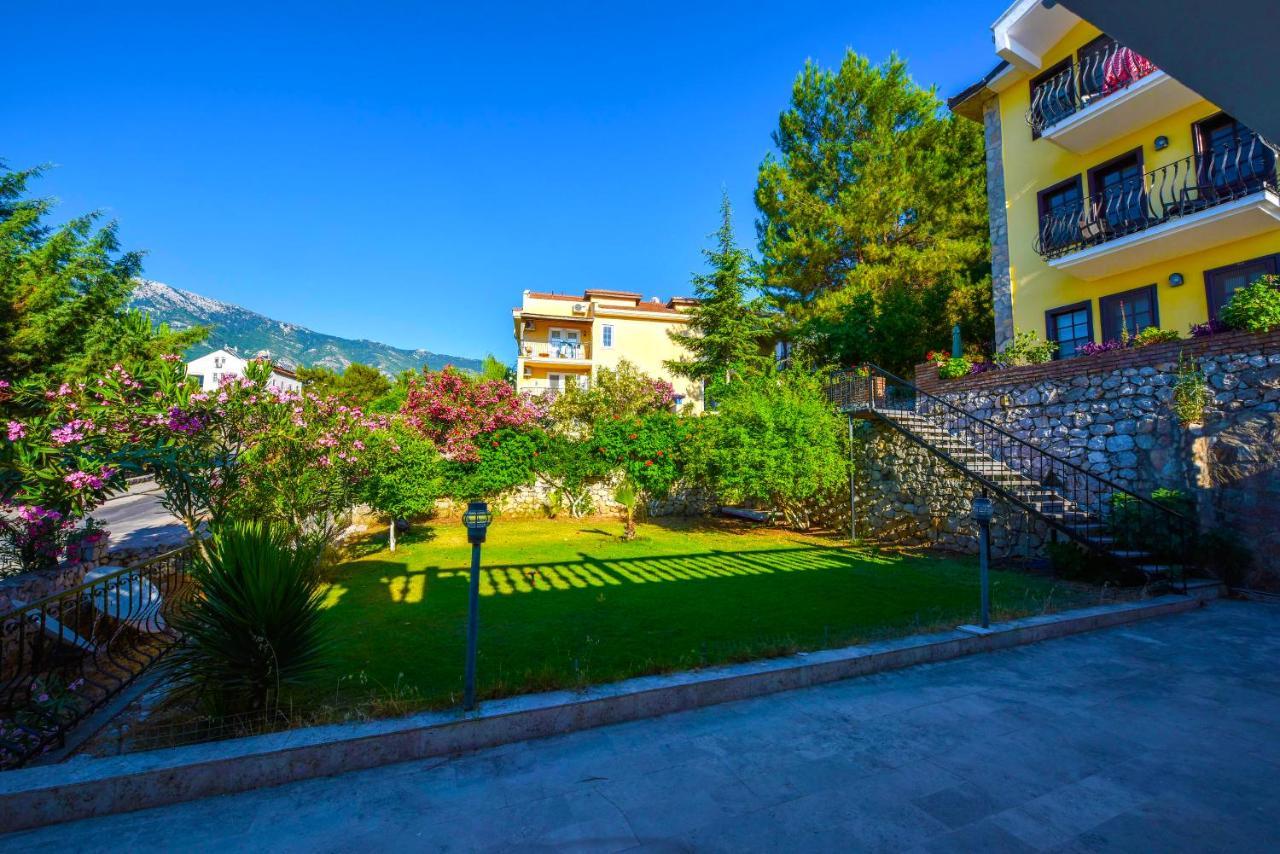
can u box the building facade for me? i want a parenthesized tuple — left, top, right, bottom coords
(511, 289, 703, 411)
(951, 1, 1279, 357)
(186, 348, 302, 393)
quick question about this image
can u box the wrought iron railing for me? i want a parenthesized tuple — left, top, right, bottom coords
(1036, 136, 1278, 259)
(0, 546, 195, 769)
(826, 365, 1196, 578)
(1028, 41, 1158, 134)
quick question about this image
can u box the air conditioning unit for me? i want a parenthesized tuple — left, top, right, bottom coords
(523, 319, 535, 331)
(571, 303, 586, 314)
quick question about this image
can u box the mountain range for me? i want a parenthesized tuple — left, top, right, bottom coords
(130, 281, 483, 375)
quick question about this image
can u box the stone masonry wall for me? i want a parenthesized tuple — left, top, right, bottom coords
(856, 421, 1050, 560)
(911, 329, 1280, 588)
(982, 95, 1014, 350)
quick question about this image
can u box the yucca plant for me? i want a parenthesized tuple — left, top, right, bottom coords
(166, 520, 330, 717)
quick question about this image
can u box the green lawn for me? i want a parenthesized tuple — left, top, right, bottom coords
(311, 517, 1089, 712)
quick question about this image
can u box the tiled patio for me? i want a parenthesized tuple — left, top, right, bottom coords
(5, 601, 1277, 852)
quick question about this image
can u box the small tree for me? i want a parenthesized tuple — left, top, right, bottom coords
(687, 370, 847, 530)
(546, 360, 674, 437)
(480, 354, 514, 384)
(536, 433, 610, 518)
(593, 412, 687, 538)
(361, 423, 442, 551)
(401, 367, 543, 461)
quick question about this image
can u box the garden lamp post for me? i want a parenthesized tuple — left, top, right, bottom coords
(971, 495, 994, 629)
(462, 500, 493, 712)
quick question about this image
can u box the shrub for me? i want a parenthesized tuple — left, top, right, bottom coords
(1079, 339, 1125, 356)
(593, 412, 687, 501)
(1131, 327, 1181, 347)
(444, 428, 541, 501)
(1190, 318, 1229, 337)
(1192, 530, 1253, 587)
(165, 521, 329, 717)
(1110, 488, 1194, 561)
(401, 367, 543, 462)
(994, 330, 1057, 367)
(1220, 274, 1280, 333)
(684, 371, 847, 530)
(1171, 354, 1211, 426)
(937, 356, 972, 379)
(360, 422, 443, 551)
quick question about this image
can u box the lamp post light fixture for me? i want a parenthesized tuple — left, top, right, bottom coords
(462, 500, 493, 711)
(971, 495, 994, 629)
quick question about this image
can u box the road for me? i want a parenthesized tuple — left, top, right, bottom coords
(89, 479, 189, 552)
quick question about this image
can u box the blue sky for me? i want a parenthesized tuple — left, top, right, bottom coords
(5, 1, 1005, 361)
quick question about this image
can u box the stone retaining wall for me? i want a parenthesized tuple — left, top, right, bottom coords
(900, 328, 1280, 587)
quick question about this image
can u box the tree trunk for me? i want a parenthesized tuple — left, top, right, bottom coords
(389, 517, 397, 552)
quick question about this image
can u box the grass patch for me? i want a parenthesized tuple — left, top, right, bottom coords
(308, 517, 1096, 712)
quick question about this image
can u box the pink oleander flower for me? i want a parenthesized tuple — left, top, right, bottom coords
(6, 421, 25, 441)
(50, 419, 92, 445)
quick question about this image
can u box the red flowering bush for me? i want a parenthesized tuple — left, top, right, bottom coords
(401, 367, 543, 462)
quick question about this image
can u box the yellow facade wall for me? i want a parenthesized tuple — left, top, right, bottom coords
(997, 20, 1280, 341)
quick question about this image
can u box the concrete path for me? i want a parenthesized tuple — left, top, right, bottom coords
(4, 601, 1278, 852)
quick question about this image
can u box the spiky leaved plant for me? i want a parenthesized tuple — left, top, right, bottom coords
(614, 480, 639, 541)
(166, 521, 330, 718)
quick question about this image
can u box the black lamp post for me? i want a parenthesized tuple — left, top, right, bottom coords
(462, 500, 493, 711)
(971, 495, 994, 629)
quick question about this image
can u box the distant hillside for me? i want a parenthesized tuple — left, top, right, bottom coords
(130, 281, 482, 375)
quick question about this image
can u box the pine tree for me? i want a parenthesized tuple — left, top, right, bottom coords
(666, 192, 770, 387)
(0, 162, 203, 382)
(754, 52, 991, 372)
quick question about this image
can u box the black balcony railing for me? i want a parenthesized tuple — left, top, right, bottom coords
(1036, 135, 1278, 260)
(1028, 41, 1158, 134)
(0, 547, 195, 769)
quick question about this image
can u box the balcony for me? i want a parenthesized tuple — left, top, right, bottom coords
(1035, 135, 1280, 280)
(520, 340, 592, 364)
(1027, 42, 1201, 153)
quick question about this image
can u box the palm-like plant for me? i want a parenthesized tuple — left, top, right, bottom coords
(165, 521, 329, 717)
(614, 480, 639, 541)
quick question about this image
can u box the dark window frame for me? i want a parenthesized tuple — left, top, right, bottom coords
(1045, 300, 1095, 360)
(1086, 146, 1145, 198)
(1029, 57, 1075, 140)
(1204, 254, 1280, 318)
(1099, 285, 1159, 342)
(1036, 174, 1085, 253)
(1037, 174, 1085, 219)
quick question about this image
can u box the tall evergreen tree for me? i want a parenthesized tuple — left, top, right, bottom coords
(755, 52, 991, 372)
(666, 192, 770, 386)
(0, 162, 202, 383)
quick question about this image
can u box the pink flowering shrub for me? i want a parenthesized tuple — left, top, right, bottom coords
(401, 367, 544, 462)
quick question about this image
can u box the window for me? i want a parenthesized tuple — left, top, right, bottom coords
(1037, 176, 1084, 254)
(214, 356, 225, 369)
(1045, 301, 1094, 359)
(1194, 113, 1274, 198)
(1205, 255, 1279, 318)
(1100, 285, 1158, 342)
(1029, 57, 1075, 137)
(673, 394, 685, 409)
(189, 374, 204, 388)
(1088, 148, 1147, 236)
(601, 324, 614, 348)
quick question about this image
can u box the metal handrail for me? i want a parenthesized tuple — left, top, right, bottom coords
(1027, 40, 1158, 134)
(0, 545, 195, 768)
(1036, 134, 1278, 259)
(827, 365, 1195, 576)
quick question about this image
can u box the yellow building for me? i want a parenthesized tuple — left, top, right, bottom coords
(511, 289, 704, 411)
(951, 2, 1279, 357)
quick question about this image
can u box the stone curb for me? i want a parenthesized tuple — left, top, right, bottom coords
(0, 585, 1220, 833)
